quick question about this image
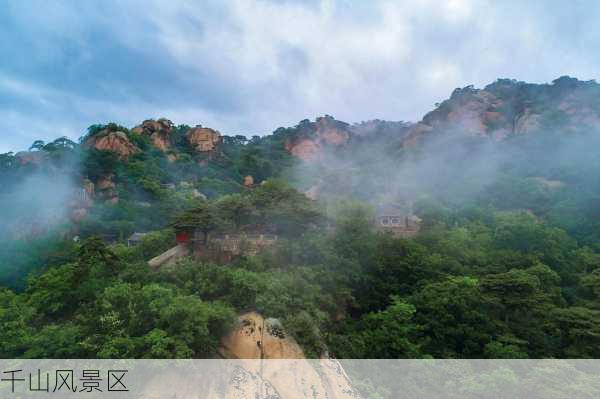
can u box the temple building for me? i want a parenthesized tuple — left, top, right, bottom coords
(376, 204, 421, 237)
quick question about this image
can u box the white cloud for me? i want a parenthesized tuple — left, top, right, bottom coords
(2, 0, 600, 152)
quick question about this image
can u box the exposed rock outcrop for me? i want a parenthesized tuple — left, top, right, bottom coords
(85, 131, 139, 158)
(285, 116, 350, 162)
(131, 118, 175, 151)
(316, 115, 351, 146)
(95, 175, 119, 203)
(402, 122, 433, 148)
(401, 76, 600, 147)
(220, 312, 305, 360)
(215, 312, 360, 399)
(514, 108, 542, 135)
(187, 126, 221, 152)
(243, 175, 254, 187)
(96, 176, 115, 191)
(285, 137, 321, 161)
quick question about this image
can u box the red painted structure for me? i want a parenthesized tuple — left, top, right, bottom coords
(176, 231, 191, 244)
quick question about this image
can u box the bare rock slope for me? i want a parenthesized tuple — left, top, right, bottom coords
(217, 312, 360, 399)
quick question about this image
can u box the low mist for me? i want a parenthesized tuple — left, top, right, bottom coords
(0, 172, 77, 240)
(293, 123, 600, 216)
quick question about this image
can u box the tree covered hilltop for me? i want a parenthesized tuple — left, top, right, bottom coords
(1, 76, 600, 359)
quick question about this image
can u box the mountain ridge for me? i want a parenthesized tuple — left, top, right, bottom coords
(6, 75, 600, 159)
(2, 75, 600, 244)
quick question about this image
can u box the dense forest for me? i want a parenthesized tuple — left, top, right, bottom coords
(2, 77, 600, 359)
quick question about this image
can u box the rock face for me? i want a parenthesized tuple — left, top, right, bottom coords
(283, 78, 600, 162)
(96, 175, 116, 191)
(214, 312, 360, 399)
(243, 175, 254, 187)
(285, 116, 350, 162)
(187, 126, 221, 152)
(131, 118, 175, 151)
(285, 137, 321, 161)
(220, 312, 304, 359)
(95, 175, 120, 203)
(85, 131, 138, 158)
(402, 76, 600, 147)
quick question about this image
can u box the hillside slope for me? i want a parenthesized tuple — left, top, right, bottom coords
(2, 77, 600, 361)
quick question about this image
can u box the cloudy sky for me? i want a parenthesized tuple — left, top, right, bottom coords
(1, 0, 599, 152)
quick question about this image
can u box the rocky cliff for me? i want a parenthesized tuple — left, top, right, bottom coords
(282, 77, 600, 160)
(84, 130, 139, 158)
(220, 312, 305, 359)
(131, 118, 175, 151)
(187, 126, 222, 152)
(215, 312, 360, 399)
(403, 76, 600, 146)
(284, 115, 351, 162)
